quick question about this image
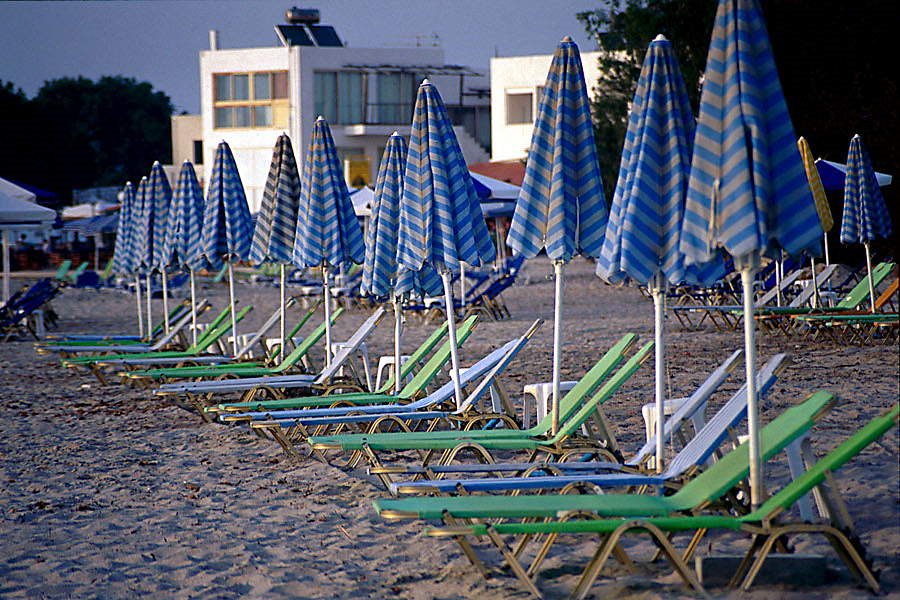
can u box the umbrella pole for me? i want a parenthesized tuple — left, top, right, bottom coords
(741, 268, 763, 510)
(653, 274, 666, 473)
(810, 258, 820, 309)
(441, 271, 464, 409)
(280, 264, 286, 352)
(460, 262, 466, 308)
(189, 269, 198, 347)
(134, 275, 144, 339)
(864, 242, 876, 313)
(775, 253, 783, 307)
(393, 294, 402, 395)
(322, 265, 332, 367)
(2, 229, 9, 304)
(823, 232, 831, 266)
(145, 274, 153, 339)
(551, 261, 565, 436)
(161, 267, 170, 333)
(228, 262, 239, 355)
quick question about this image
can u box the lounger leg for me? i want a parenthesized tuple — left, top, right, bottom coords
(442, 515, 493, 580)
(485, 527, 543, 599)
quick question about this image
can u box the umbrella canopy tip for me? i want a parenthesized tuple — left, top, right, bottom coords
(852, 133, 862, 140)
(390, 131, 401, 138)
(561, 35, 573, 43)
(421, 78, 430, 86)
(653, 33, 668, 42)
(316, 115, 326, 122)
(153, 160, 161, 166)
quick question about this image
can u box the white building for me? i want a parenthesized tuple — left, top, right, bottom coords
(489, 50, 601, 162)
(186, 11, 490, 213)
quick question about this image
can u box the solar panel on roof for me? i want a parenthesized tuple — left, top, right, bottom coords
(308, 25, 343, 47)
(276, 25, 314, 46)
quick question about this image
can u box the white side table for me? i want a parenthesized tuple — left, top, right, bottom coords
(522, 380, 578, 428)
(640, 396, 707, 444)
(330, 341, 372, 391)
(375, 354, 412, 392)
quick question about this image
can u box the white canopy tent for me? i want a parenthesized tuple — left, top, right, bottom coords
(0, 189, 57, 302)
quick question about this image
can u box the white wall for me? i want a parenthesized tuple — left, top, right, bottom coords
(490, 51, 601, 162)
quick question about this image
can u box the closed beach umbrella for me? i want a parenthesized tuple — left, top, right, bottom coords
(162, 161, 205, 345)
(840, 134, 893, 313)
(250, 134, 301, 349)
(597, 35, 722, 470)
(798, 137, 833, 306)
(363, 132, 442, 393)
(681, 0, 823, 508)
(507, 38, 608, 433)
(112, 181, 144, 336)
(148, 161, 173, 332)
(195, 141, 254, 355)
(292, 117, 365, 366)
(131, 176, 157, 338)
(398, 80, 496, 407)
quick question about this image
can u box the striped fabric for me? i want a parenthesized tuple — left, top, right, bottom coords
(680, 0, 822, 270)
(597, 35, 723, 287)
(507, 38, 608, 262)
(797, 137, 833, 233)
(292, 117, 365, 270)
(250, 134, 300, 266)
(111, 181, 136, 275)
(130, 177, 152, 274)
(195, 141, 254, 270)
(840, 134, 892, 244)
(362, 133, 442, 299)
(148, 161, 173, 272)
(160, 161, 205, 270)
(397, 80, 496, 275)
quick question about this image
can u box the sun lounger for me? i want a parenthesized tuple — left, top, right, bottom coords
(41, 300, 190, 344)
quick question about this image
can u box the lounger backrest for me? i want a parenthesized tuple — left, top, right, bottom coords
(452, 319, 542, 414)
(396, 316, 479, 397)
(788, 264, 839, 308)
(874, 277, 898, 310)
(836, 262, 895, 309)
(628, 349, 743, 466)
(403, 338, 523, 410)
(267, 300, 318, 360)
(234, 297, 298, 357)
(273, 306, 345, 371)
(193, 305, 253, 351)
(743, 403, 899, 522)
(669, 390, 836, 511)
(151, 302, 218, 351)
(524, 333, 638, 437)
(663, 354, 787, 477)
(756, 269, 804, 306)
(375, 320, 450, 394)
(550, 341, 654, 442)
(54, 260, 72, 280)
(312, 307, 386, 382)
(190, 305, 233, 349)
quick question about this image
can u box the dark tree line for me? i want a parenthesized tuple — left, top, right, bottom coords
(578, 0, 898, 260)
(0, 76, 173, 203)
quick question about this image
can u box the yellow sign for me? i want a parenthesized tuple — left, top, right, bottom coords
(344, 158, 371, 188)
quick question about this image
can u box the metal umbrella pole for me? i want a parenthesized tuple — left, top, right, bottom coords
(134, 274, 144, 338)
(741, 268, 762, 509)
(145, 273, 153, 339)
(441, 271, 464, 408)
(227, 262, 239, 355)
(652, 272, 667, 472)
(393, 294, 403, 395)
(161, 267, 170, 332)
(189, 268, 198, 346)
(550, 261, 564, 435)
(322, 265, 332, 366)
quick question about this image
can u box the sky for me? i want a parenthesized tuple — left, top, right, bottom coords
(0, 0, 601, 114)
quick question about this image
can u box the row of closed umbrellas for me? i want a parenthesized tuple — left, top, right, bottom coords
(109, 0, 892, 512)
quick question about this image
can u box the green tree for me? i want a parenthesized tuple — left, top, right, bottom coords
(26, 76, 173, 200)
(577, 0, 716, 201)
(0, 81, 42, 187)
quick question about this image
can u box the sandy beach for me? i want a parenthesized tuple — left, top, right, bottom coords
(1, 257, 897, 599)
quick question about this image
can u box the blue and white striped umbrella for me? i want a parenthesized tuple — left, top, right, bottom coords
(146, 161, 174, 332)
(505, 38, 608, 433)
(250, 134, 301, 347)
(596, 35, 723, 470)
(681, 0, 823, 509)
(130, 175, 160, 337)
(197, 141, 254, 354)
(398, 80, 496, 406)
(161, 161, 206, 344)
(840, 134, 892, 312)
(293, 117, 365, 364)
(363, 133, 442, 394)
(112, 181, 137, 276)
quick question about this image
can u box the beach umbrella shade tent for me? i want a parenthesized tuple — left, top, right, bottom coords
(596, 35, 723, 470)
(148, 161, 173, 333)
(111, 181, 144, 336)
(506, 38, 608, 433)
(131, 176, 159, 338)
(840, 134, 893, 313)
(798, 137, 834, 305)
(160, 161, 206, 346)
(680, 0, 823, 508)
(0, 188, 55, 303)
(815, 158, 892, 191)
(195, 141, 254, 355)
(249, 134, 301, 350)
(292, 117, 366, 366)
(398, 80, 497, 407)
(362, 132, 443, 394)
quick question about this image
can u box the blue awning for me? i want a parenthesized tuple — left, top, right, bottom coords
(815, 159, 892, 192)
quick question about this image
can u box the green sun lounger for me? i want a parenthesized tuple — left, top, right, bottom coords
(41, 300, 191, 346)
(209, 316, 475, 415)
(422, 400, 897, 598)
(53, 260, 72, 281)
(125, 306, 345, 382)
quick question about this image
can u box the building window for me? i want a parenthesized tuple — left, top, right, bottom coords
(213, 71, 288, 129)
(506, 91, 533, 125)
(314, 71, 365, 125)
(193, 140, 203, 165)
(376, 72, 418, 124)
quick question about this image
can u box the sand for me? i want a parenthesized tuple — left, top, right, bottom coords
(0, 257, 897, 599)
